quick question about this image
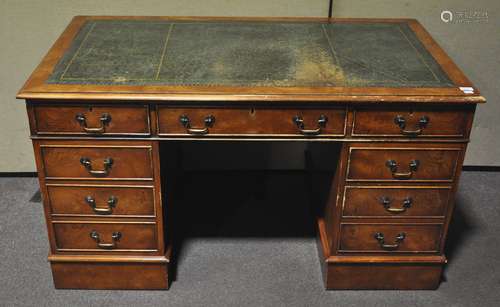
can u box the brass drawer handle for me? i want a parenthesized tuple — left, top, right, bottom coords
(179, 114, 215, 135)
(374, 232, 406, 250)
(90, 231, 121, 249)
(394, 115, 429, 136)
(80, 157, 113, 176)
(380, 196, 412, 213)
(75, 113, 111, 133)
(85, 195, 117, 215)
(292, 114, 328, 135)
(385, 159, 419, 179)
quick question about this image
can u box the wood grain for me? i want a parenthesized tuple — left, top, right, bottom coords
(346, 145, 462, 182)
(40, 144, 153, 180)
(46, 184, 155, 217)
(51, 262, 169, 289)
(324, 263, 442, 290)
(352, 106, 473, 137)
(33, 104, 151, 135)
(52, 221, 158, 252)
(339, 223, 442, 253)
(157, 106, 346, 136)
(342, 186, 451, 218)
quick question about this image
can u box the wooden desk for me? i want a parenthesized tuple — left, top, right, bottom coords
(17, 16, 485, 290)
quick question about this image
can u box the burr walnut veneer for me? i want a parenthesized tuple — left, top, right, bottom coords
(17, 16, 485, 290)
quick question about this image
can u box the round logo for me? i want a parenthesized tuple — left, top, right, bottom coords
(441, 10, 453, 23)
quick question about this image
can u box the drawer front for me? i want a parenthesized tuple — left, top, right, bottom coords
(342, 186, 451, 218)
(53, 222, 157, 252)
(339, 224, 442, 253)
(47, 184, 155, 217)
(352, 108, 470, 137)
(41, 145, 153, 180)
(347, 147, 461, 182)
(33, 105, 150, 135)
(157, 107, 346, 136)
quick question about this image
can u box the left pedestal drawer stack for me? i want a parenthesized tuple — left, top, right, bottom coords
(28, 103, 170, 289)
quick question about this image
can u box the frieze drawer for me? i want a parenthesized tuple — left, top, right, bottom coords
(157, 107, 346, 137)
(352, 107, 472, 138)
(32, 104, 151, 136)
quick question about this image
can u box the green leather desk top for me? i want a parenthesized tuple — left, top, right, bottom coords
(46, 20, 454, 88)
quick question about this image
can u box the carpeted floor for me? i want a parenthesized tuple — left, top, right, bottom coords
(1, 171, 499, 306)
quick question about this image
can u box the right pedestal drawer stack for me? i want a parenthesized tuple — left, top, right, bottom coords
(321, 105, 475, 290)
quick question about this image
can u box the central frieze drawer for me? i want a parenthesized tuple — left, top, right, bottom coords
(32, 105, 151, 135)
(346, 145, 462, 182)
(46, 184, 156, 217)
(40, 145, 154, 180)
(52, 222, 158, 252)
(157, 107, 346, 136)
(339, 224, 442, 253)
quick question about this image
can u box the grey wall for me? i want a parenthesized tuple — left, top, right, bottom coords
(0, 0, 498, 172)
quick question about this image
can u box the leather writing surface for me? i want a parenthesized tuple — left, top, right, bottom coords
(47, 20, 453, 88)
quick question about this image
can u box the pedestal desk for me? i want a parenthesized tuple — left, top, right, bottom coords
(17, 16, 485, 290)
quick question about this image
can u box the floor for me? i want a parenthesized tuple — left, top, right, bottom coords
(1, 171, 499, 307)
